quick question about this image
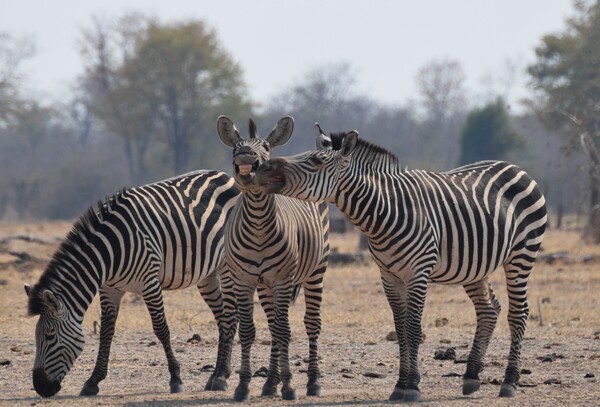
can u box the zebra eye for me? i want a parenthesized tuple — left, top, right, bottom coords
(45, 332, 54, 341)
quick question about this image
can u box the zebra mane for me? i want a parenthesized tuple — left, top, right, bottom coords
(328, 132, 402, 171)
(27, 189, 127, 316)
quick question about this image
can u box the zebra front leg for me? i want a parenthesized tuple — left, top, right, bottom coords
(143, 280, 184, 393)
(462, 279, 501, 395)
(80, 287, 125, 396)
(499, 262, 532, 398)
(274, 284, 296, 401)
(302, 275, 324, 396)
(233, 286, 256, 402)
(380, 270, 409, 401)
(402, 272, 429, 402)
(257, 286, 281, 397)
(198, 270, 231, 391)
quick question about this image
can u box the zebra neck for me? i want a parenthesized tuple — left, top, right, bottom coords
(333, 169, 400, 241)
(239, 190, 279, 235)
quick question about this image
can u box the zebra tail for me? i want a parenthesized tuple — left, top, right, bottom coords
(291, 284, 303, 305)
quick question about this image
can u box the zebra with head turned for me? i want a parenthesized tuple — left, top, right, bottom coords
(256, 125, 547, 402)
(216, 116, 330, 401)
(24, 170, 239, 397)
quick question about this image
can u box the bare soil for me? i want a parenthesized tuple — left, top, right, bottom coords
(0, 221, 598, 406)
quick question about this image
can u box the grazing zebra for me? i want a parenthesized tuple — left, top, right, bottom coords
(256, 125, 547, 402)
(24, 170, 239, 397)
(216, 116, 330, 401)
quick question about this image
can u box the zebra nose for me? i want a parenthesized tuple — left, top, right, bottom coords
(33, 367, 61, 397)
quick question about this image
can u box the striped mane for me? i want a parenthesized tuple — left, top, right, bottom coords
(27, 190, 126, 316)
(329, 132, 402, 172)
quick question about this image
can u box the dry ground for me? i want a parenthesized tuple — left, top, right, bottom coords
(0, 221, 598, 406)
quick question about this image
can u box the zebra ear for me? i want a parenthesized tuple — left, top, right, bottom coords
(266, 116, 294, 147)
(315, 123, 332, 150)
(217, 115, 243, 147)
(24, 283, 32, 298)
(42, 290, 61, 316)
(340, 131, 358, 157)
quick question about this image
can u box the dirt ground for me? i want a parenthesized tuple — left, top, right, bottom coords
(0, 221, 598, 406)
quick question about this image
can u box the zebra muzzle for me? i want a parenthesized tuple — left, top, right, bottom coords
(33, 367, 62, 397)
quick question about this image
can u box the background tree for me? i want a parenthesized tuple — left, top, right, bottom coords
(415, 59, 467, 169)
(79, 14, 252, 183)
(528, 0, 600, 240)
(0, 32, 34, 126)
(459, 99, 521, 165)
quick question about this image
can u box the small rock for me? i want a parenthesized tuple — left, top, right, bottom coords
(342, 373, 354, 379)
(201, 364, 214, 372)
(340, 368, 352, 373)
(363, 371, 386, 378)
(434, 348, 456, 361)
(294, 360, 302, 366)
(0, 279, 8, 286)
(442, 372, 461, 377)
(541, 297, 551, 304)
(537, 353, 565, 363)
(10, 346, 22, 353)
(518, 380, 537, 387)
(489, 378, 502, 385)
(543, 378, 561, 385)
(147, 341, 157, 347)
(521, 368, 532, 375)
(376, 362, 386, 366)
(253, 366, 268, 377)
(259, 339, 271, 345)
(385, 331, 397, 342)
(439, 339, 451, 344)
(365, 341, 377, 346)
(584, 373, 595, 378)
(187, 334, 202, 344)
(0, 359, 11, 366)
(435, 317, 448, 327)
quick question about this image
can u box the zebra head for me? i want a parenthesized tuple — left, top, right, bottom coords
(256, 124, 358, 202)
(25, 283, 85, 397)
(217, 115, 294, 191)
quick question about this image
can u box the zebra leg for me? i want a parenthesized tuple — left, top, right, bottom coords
(303, 273, 325, 397)
(462, 278, 501, 395)
(233, 286, 256, 402)
(499, 261, 533, 398)
(80, 287, 125, 396)
(143, 280, 184, 393)
(402, 272, 428, 402)
(381, 271, 408, 401)
(274, 284, 296, 401)
(257, 286, 281, 397)
(381, 270, 409, 401)
(197, 270, 230, 391)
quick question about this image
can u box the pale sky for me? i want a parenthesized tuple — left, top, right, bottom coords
(1, 0, 575, 111)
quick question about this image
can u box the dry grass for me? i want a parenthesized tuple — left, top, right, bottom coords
(0, 221, 599, 406)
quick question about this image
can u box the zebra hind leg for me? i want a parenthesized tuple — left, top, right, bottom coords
(500, 259, 534, 398)
(143, 281, 184, 393)
(80, 287, 124, 396)
(258, 287, 281, 397)
(462, 278, 501, 396)
(302, 275, 324, 396)
(198, 270, 232, 391)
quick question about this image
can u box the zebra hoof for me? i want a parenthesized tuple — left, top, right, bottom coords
(233, 385, 249, 402)
(203, 372, 215, 390)
(210, 377, 228, 391)
(388, 387, 404, 401)
(79, 383, 99, 397)
(170, 382, 184, 393)
(403, 389, 421, 403)
(462, 378, 481, 395)
(261, 385, 278, 397)
(499, 382, 517, 397)
(306, 383, 321, 396)
(281, 387, 297, 400)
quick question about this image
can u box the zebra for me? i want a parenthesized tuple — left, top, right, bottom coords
(255, 125, 547, 402)
(216, 116, 330, 401)
(24, 169, 239, 397)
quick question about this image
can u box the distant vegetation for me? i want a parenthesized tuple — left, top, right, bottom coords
(0, 2, 599, 241)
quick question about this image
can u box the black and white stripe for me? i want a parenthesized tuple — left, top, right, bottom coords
(216, 116, 330, 401)
(25, 170, 239, 397)
(256, 125, 547, 402)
